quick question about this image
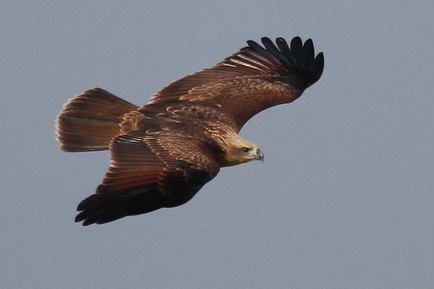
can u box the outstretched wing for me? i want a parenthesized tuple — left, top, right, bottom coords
(149, 37, 324, 130)
(75, 132, 220, 225)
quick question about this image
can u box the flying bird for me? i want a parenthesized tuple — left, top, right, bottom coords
(56, 36, 324, 225)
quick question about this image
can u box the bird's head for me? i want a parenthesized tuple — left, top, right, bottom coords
(218, 137, 264, 167)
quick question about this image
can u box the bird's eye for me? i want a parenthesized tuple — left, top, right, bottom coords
(242, 147, 251, 153)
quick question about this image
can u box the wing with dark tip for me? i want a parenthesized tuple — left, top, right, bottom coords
(75, 133, 220, 225)
(149, 37, 324, 130)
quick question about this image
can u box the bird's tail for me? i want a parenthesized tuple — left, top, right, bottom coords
(56, 88, 139, 152)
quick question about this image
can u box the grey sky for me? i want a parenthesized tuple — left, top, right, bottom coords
(1, 1, 433, 288)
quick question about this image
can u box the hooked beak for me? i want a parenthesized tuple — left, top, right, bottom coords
(255, 149, 264, 162)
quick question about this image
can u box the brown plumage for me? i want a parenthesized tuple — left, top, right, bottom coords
(56, 36, 324, 225)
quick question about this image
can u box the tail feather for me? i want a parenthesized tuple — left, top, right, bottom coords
(56, 88, 139, 152)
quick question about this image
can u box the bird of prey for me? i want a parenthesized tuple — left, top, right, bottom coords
(56, 36, 324, 225)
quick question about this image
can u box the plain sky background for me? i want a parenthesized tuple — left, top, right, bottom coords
(1, 1, 433, 288)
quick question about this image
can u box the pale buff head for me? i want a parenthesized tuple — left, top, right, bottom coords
(217, 134, 264, 167)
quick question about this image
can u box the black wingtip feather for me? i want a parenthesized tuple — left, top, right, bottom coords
(260, 37, 290, 65)
(246, 36, 324, 89)
(75, 184, 168, 226)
